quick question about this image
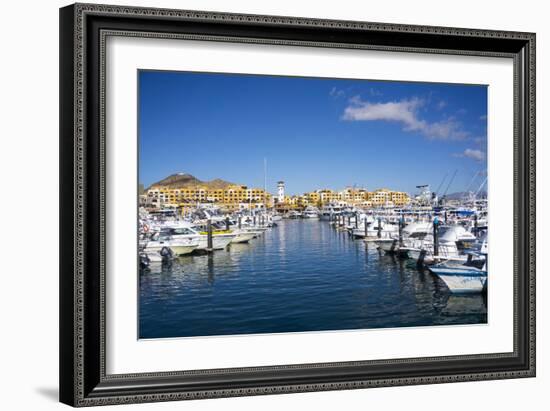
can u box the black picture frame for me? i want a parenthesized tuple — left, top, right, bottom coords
(59, 3, 536, 407)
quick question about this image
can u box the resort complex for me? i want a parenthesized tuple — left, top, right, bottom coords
(141, 174, 411, 213)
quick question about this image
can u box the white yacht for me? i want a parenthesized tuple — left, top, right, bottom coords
(143, 231, 200, 256)
(302, 206, 320, 219)
(429, 262, 487, 293)
(162, 222, 235, 251)
(354, 218, 399, 239)
(319, 203, 344, 220)
(210, 220, 259, 244)
(375, 221, 432, 253)
(399, 225, 474, 264)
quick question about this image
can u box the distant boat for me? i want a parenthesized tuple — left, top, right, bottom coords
(302, 206, 320, 219)
(376, 221, 431, 254)
(320, 203, 344, 220)
(429, 262, 487, 293)
(286, 210, 302, 219)
(270, 214, 283, 222)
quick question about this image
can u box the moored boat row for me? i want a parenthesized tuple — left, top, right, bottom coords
(327, 204, 488, 293)
(139, 208, 279, 268)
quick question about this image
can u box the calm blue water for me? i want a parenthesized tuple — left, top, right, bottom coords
(139, 219, 487, 339)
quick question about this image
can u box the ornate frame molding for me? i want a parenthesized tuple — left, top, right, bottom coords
(60, 3, 535, 407)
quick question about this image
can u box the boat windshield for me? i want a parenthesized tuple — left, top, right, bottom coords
(169, 227, 195, 235)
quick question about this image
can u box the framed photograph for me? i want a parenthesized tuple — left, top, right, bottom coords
(59, 3, 535, 407)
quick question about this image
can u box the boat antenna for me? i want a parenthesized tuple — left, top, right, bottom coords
(443, 169, 458, 197)
(435, 172, 448, 195)
(463, 170, 480, 194)
(475, 176, 488, 198)
(264, 157, 267, 211)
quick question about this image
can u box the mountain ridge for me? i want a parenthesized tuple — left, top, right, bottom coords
(148, 173, 238, 190)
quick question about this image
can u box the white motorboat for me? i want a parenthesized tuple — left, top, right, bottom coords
(429, 262, 487, 293)
(399, 224, 476, 264)
(162, 223, 235, 251)
(302, 206, 320, 219)
(376, 221, 431, 255)
(208, 220, 259, 244)
(286, 210, 302, 219)
(230, 230, 257, 244)
(143, 232, 199, 256)
(319, 203, 344, 220)
(353, 218, 398, 239)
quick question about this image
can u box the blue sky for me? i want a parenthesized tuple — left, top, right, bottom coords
(139, 70, 487, 196)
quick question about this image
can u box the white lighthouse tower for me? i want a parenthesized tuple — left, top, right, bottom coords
(277, 181, 285, 203)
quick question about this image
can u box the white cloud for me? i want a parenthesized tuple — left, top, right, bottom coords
(454, 148, 485, 162)
(479, 114, 487, 120)
(342, 97, 469, 140)
(436, 100, 447, 110)
(329, 87, 345, 98)
(473, 136, 487, 145)
(369, 88, 383, 97)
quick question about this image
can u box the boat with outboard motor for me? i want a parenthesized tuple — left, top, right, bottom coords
(429, 261, 487, 293)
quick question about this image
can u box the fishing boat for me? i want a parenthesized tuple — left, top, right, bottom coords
(208, 220, 258, 244)
(162, 223, 235, 251)
(286, 210, 302, 219)
(429, 262, 487, 293)
(143, 231, 200, 256)
(376, 221, 431, 254)
(302, 206, 320, 219)
(353, 217, 399, 239)
(319, 203, 344, 220)
(139, 247, 175, 268)
(398, 224, 473, 263)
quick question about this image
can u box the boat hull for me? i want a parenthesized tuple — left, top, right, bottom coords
(170, 244, 199, 255)
(377, 239, 398, 253)
(429, 267, 487, 293)
(197, 234, 235, 250)
(231, 232, 256, 244)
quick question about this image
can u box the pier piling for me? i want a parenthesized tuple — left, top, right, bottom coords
(225, 217, 230, 231)
(377, 217, 382, 238)
(399, 217, 403, 247)
(238, 216, 242, 229)
(207, 219, 213, 251)
(433, 217, 439, 257)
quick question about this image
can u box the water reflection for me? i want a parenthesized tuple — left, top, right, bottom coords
(140, 219, 487, 339)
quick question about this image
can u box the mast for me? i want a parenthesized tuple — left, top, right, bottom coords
(264, 157, 267, 211)
(443, 169, 458, 197)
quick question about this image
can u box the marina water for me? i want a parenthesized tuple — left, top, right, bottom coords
(139, 219, 487, 339)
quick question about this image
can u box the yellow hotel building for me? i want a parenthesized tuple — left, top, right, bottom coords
(276, 188, 410, 208)
(145, 185, 273, 211)
(145, 184, 409, 211)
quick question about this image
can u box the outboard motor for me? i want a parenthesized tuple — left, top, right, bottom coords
(139, 253, 150, 269)
(160, 246, 174, 262)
